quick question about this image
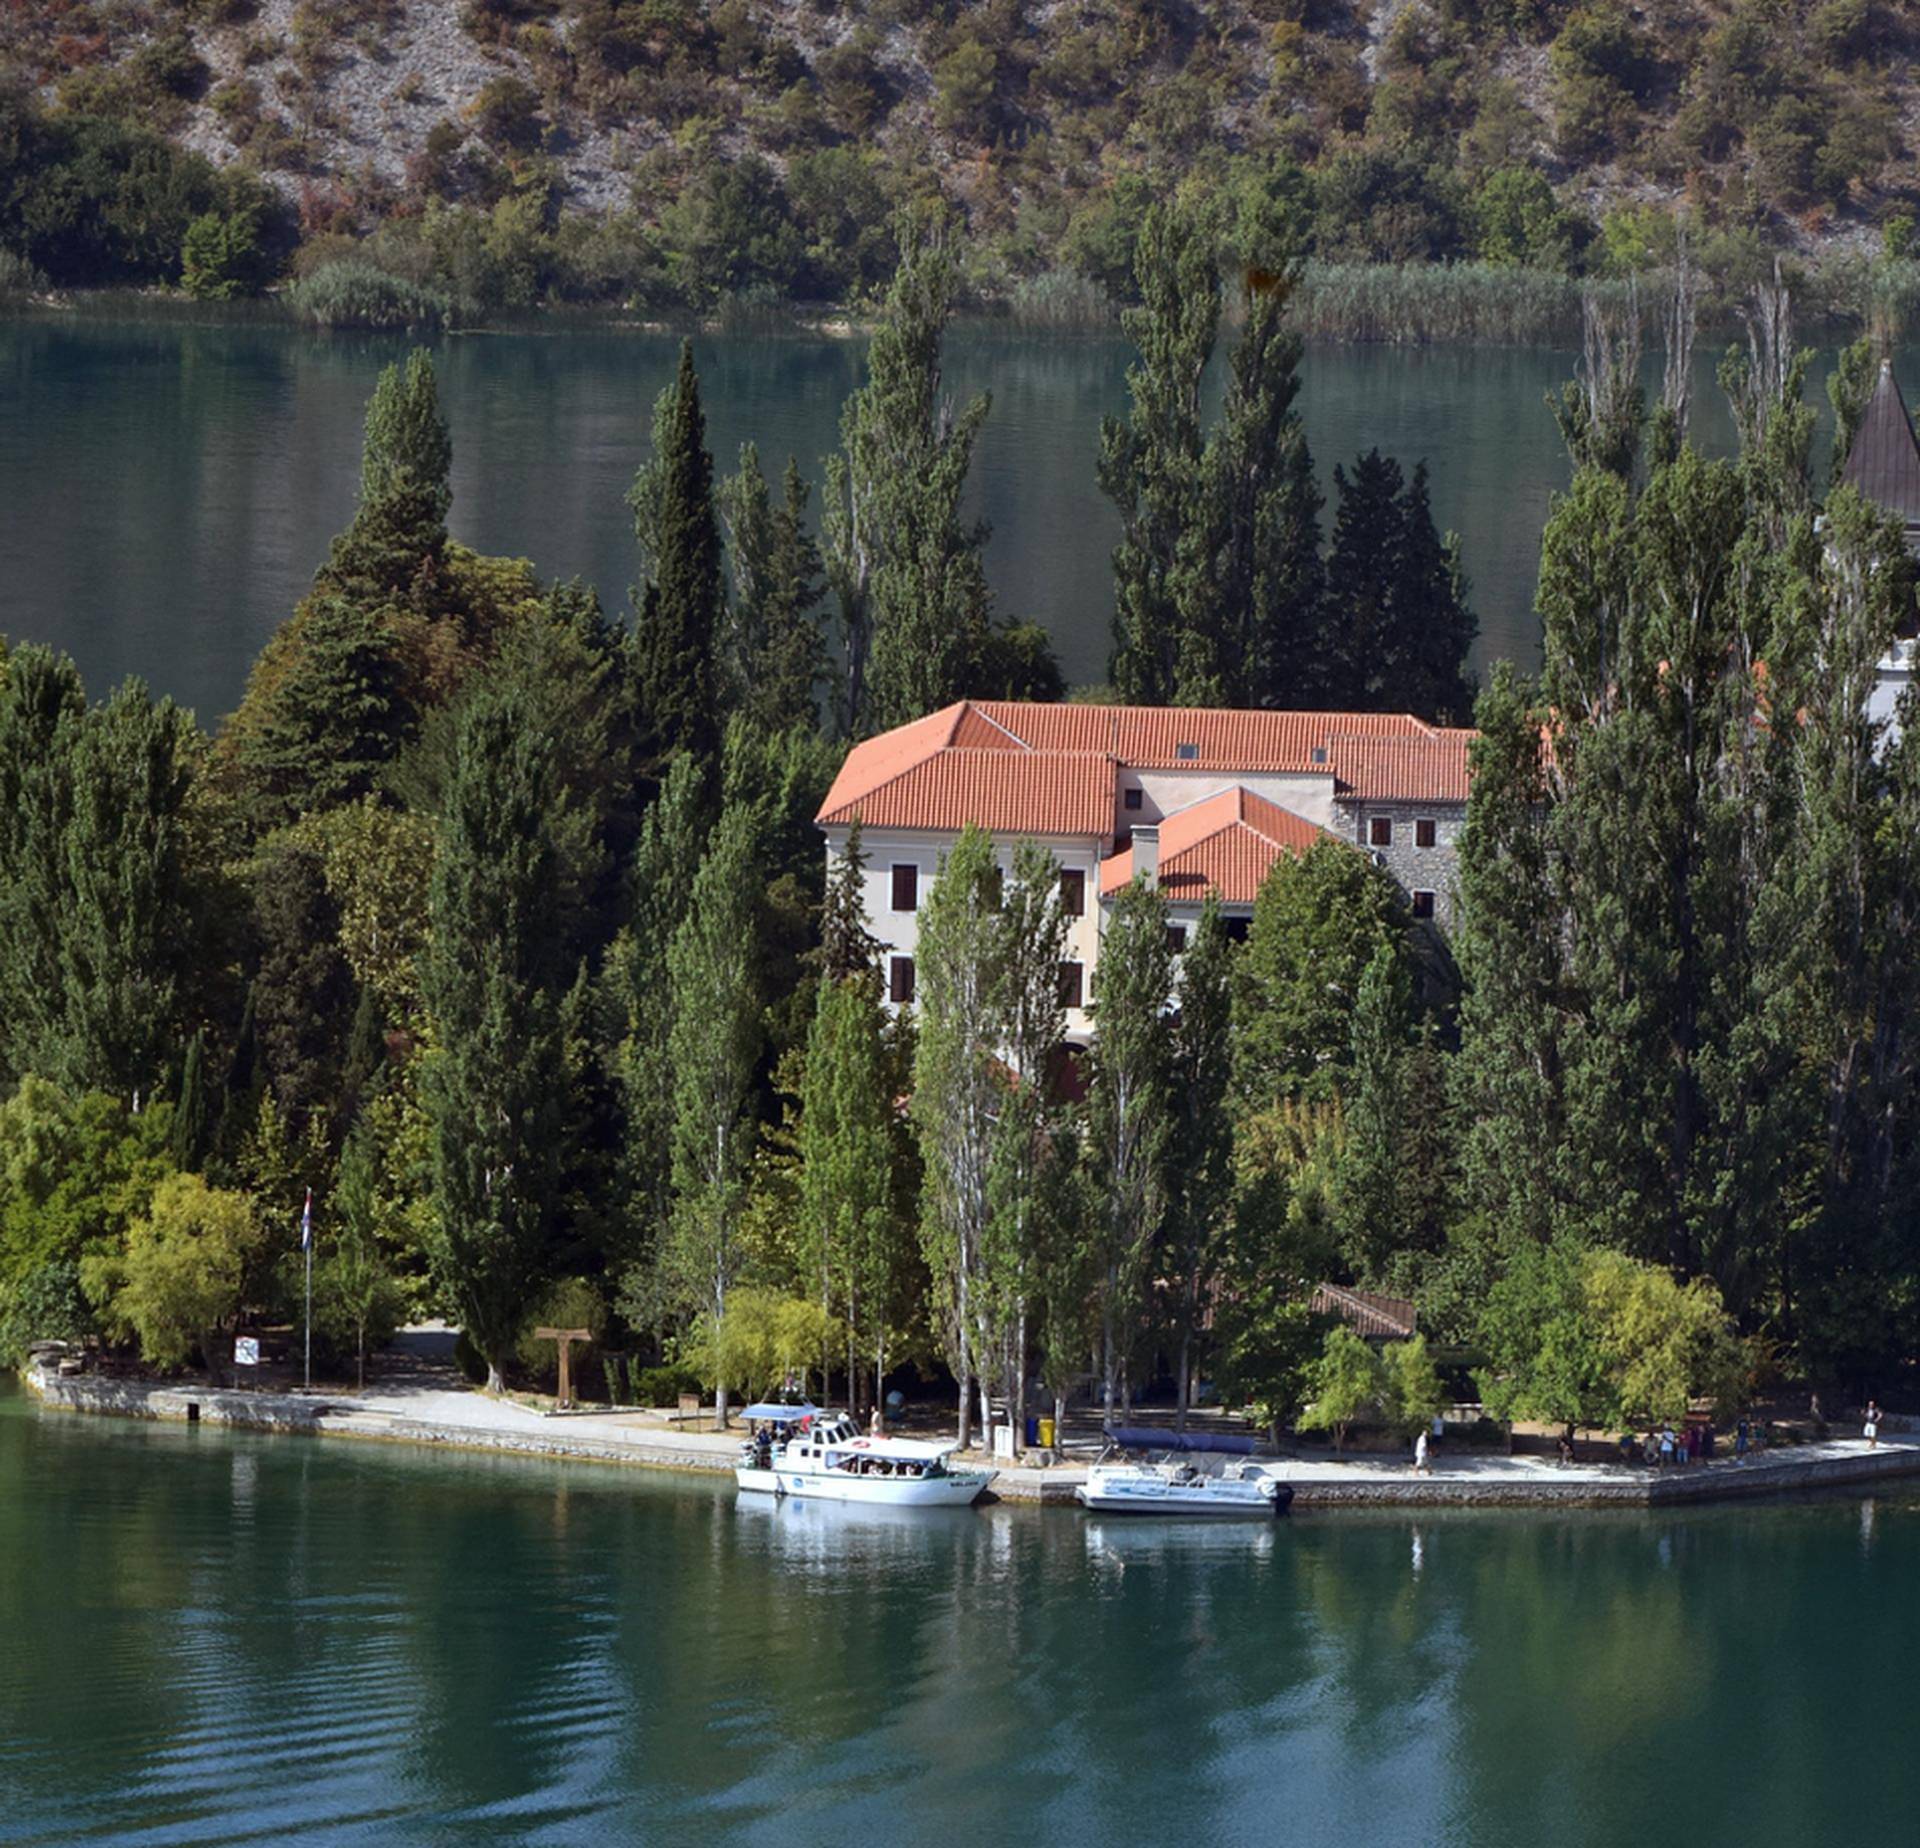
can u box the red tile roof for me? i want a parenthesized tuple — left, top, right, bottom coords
(1309, 1283, 1418, 1340)
(1099, 786, 1333, 905)
(819, 701, 1473, 835)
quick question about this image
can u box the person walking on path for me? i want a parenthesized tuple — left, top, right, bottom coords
(1735, 1418, 1749, 1462)
(1414, 1429, 1431, 1475)
(1865, 1401, 1882, 1448)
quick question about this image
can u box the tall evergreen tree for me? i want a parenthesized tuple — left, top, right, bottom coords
(629, 341, 723, 768)
(0, 645, 85, 1087)
(613, 751, 713, 1282)
(1322, 453, 1477, 720)
(1085, 874, 1174, 1414)
(319, 349, 452, 611)
(171, 1029, 209, 1172)
(1339, 942, 1413, 1282)
(718, 447, 828, 733)
(663, 803, 765, 1428)
(825, 215, 993, 734)
(1166, 895, 1234, 1428)
(248, 839, 352, 1140)
(56, 678, 195, 1105)
(421, 692, 570, 1390)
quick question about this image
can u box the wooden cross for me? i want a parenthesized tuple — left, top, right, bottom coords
(534, 1327, 593, 1410)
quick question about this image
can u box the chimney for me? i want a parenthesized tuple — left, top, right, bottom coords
(1131, 825, 1159, 885)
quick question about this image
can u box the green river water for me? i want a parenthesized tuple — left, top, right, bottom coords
(1, 1384, 1914, 1846)
(3, 315, 1891, 721)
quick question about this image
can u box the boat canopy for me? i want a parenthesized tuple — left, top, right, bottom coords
(1105, 1425, 1257, 1456)
(743, 1402, 820, 1424)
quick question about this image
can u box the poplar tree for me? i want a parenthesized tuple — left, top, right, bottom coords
(911, 824, 1002, 1448)
(826, 215, 992, 734)
(980, 838, 1069, 1449)
(629, 341, 722, 768)
(1085, 874, 1173, 1415)
(1166, 895, 1234, 1428)
(1101, 206, 1219, 706)
(718, 446, 827, 733)
(320, 348, 452, 611)
(422, 692, 570, 1391)
(798, 939, 896, 1416)
(664, 804, 765, 1428)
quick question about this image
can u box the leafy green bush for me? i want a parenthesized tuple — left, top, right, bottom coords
(1469, 168, 1584, 271)
(0, 249, 50, 300)
(285, 260, 459, 329)
(182, 203, 272, 299)
(0, 1259, 92, 1366)
(470, 76, 545, 152)
(630, 1363, 702, 1406)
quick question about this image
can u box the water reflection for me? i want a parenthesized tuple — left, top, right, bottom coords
(5, 1389, 1920, 1846)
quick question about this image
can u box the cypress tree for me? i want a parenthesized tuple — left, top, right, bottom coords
(820, 818, 879, 984)
(1339, 941, 1412, 1283)
(629, 341, 722, 769)
(0, 645, 84, 1085)
(171, 1029, 209, 1172)
(663, 803, 765, 1428)
(249, 840, 352, 1140)
(422, 692, 570, 1391)
(320, 349, 452, 611)
(825, 215, 993, 734)
(718, 446, 827, 734)
(58, 679, 195, 1105)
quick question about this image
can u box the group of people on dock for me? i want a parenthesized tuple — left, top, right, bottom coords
(1614, 1420, 1761, 1467)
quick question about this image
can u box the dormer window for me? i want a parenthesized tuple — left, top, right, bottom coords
(1176, 742, 1199, 761)
(1311, 747, 1328, 764)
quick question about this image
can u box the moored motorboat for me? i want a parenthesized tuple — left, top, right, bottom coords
(1074, 1426, 1293, 1518)
(735, 1404, 995, 1507)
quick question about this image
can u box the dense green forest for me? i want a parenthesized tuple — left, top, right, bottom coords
(3, 0, 1919, 331)
(1, 211, 1916, 1445)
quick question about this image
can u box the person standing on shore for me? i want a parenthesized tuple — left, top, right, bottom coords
(1414, 1429, 1431, 1475)
(1865, 1400, 1882, 1448)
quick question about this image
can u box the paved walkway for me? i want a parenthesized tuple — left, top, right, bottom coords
(27, 1350, 1920, 1508)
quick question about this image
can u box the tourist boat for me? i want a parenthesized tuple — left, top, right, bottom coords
(734, 1403, 995, 1508)
(1075, 1426, 1294, 1518)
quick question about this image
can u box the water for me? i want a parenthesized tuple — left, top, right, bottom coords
(1, 1383, 1913, 1846)
(6, 316, 1872, 726)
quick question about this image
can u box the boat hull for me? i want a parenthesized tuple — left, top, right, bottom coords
(735, 1465, 993, 1507)
(1075, 1478, 1293, 1518)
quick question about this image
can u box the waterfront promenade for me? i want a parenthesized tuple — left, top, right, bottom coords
(24, 1350, 1920, 1510)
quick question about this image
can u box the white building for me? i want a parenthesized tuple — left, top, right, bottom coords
(815, 699, 1473, 1037)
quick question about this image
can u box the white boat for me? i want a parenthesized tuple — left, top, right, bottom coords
(1075, 1426, 1293, 1518)
(734, 1403, 995, 1508)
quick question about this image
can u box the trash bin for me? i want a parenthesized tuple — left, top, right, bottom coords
(1024, 1415, 1040, 1447)
(1037, 1416, 1056, 1449)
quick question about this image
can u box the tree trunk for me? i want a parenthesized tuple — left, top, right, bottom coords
(1175, 1326, 1193, 1434)
(716, 1382, 731, 1430)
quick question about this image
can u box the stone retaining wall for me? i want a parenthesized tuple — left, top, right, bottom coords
(26, 1364, 1920, 1510)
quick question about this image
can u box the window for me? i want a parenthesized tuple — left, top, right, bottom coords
(890, 863, 919, 912)
(1166, 925, 1188, 953)
(1060, 869, 1085, 917)
(1311, 746, 1328, 764)
(1223, 916, 1252, 944)
(1175, 742, 1199, 761)
(889, 955, 916, 1004)
(1411, 891, 1436, 921)
(1369, 817, 1393, 848)
(1416, 818, 1437, 849)
(1058, 962, 1084, 1009)
(1123, 787, 1144, 811)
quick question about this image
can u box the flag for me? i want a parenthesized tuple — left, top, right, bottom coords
(300, 1187, 313, 1253)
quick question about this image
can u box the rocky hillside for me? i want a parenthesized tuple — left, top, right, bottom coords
(3, 0, 1918, 307)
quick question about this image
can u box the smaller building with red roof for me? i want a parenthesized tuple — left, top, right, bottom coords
(817, 699, 1472, 1032)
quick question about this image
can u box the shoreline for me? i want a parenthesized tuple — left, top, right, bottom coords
(24, 1361, 1920, 1511)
